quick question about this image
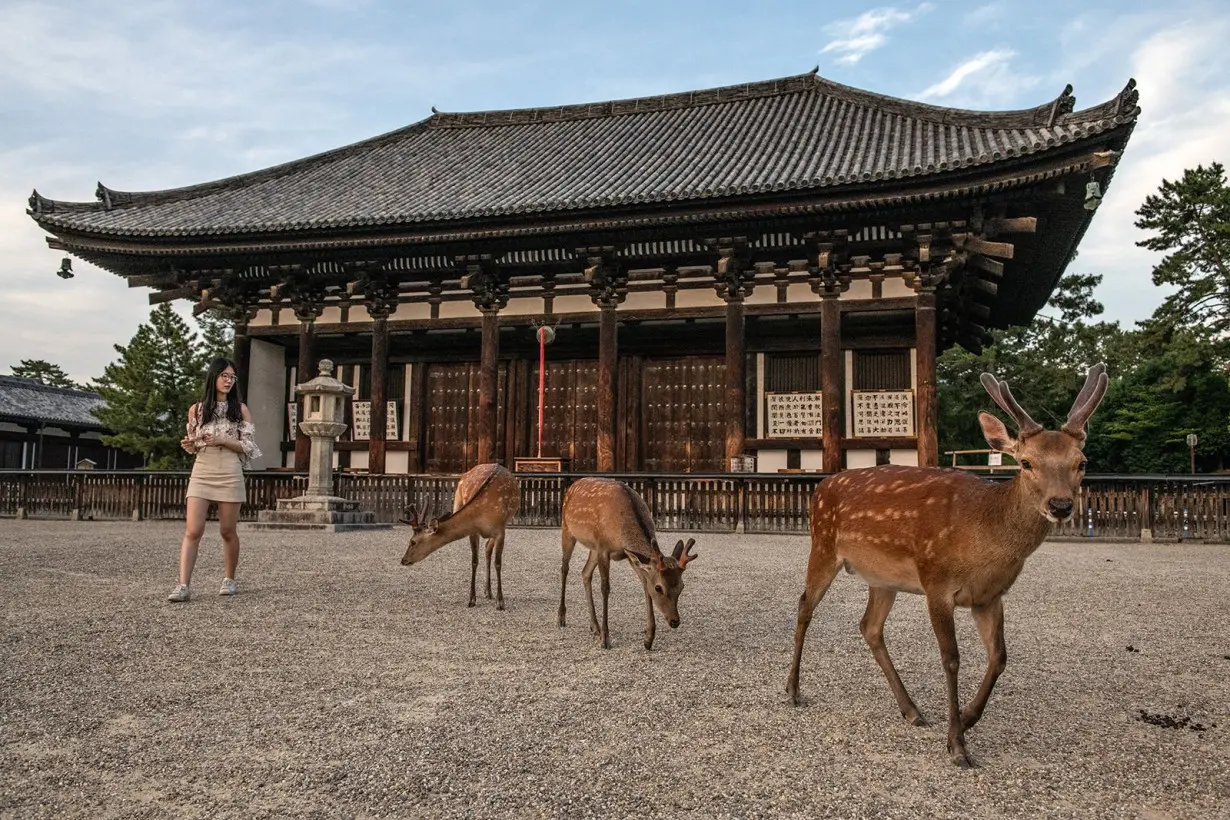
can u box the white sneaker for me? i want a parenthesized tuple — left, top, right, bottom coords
(219, 578, 238, 596)
(168, 584, 191, 603)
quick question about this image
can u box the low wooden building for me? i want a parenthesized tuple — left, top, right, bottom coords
(0, 376, 140, 470)
(28, 70, 1140, 475)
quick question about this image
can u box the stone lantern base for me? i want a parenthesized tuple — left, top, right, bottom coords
(248, 495, 392, 532)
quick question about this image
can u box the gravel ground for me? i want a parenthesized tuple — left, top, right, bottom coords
(1, 520, 1227, 820)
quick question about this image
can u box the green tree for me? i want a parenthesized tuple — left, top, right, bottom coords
(196, 308, 234, 362)
(90, 304, 203, 469)
(1135, 162, 1230, 334)
(1085, 324, 1230, 473)
(8, 359, 82, 389)
(938, 273, 1125, 457)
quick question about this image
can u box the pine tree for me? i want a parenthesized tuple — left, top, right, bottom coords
(1135, 163, 1230, 335)
(9, 359, 82, 389)
(196, 308, 235, 362)
(90, 304, 204, 469)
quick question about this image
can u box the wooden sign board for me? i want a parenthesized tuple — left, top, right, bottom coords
(766, 392, 823, 438)
(852, 390, 915, 437)
(352, 401, 400, 440)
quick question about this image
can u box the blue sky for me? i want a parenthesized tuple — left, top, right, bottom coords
(3, 0, 1229, 382)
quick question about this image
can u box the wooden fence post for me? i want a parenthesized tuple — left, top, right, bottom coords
(132, 474, 144, 521)
(1139, 484, 1153, 543)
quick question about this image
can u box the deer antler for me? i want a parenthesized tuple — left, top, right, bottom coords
(1060, 362, 1109, 440)
(399, 504, 420, 527)
(979, 372, 1044, 439)
(674, 538, 698, 569)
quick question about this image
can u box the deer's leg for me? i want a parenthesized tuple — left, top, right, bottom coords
(861, 587, 926, 726)
(786, 548, 841, 706)
(961, 597, 1006, 730)
(559, 529, 577, 627)
(598, 553, 613, 650)
(492, 530, 506, 611)
(640, 577, 656, 651)
(926, 594, 972, 768)
(581, 551, 600, 637)
(467, 534, 479, 608)
(484, 536, 495, 600)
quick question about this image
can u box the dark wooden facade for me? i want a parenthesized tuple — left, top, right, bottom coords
(28, 71, 1140, 475)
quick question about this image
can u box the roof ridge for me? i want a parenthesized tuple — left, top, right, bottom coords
(0, 375, 99, 398)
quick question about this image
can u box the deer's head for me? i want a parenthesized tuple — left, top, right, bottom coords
(399, 504, 449, 565)
(624, 538, 698, 628)
(978, 363, 1108, 523)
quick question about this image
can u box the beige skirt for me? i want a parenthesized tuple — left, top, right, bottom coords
(186, 445, 245, 504)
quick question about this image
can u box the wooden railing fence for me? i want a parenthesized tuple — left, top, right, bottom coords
(1, 470, 1228, 542)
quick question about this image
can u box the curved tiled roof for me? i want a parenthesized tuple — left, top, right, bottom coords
(28, 71, 1139, 239)
(0, 376, 107, 430)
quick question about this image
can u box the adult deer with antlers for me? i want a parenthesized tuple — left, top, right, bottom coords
(786, 363, 1108, 767)
(400, 463, 520, 610)
(559, 477, 699, 650)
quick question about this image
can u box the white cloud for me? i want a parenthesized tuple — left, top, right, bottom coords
(916, 49, 1038, 107)
(964, 2, 1009, 29)
(820, 4, 934, 65)
(1072, 17, 1230, 327)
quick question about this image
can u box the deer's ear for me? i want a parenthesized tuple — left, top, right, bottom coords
(426, 518, 440, 535)
(625, 549, 652, 571)
(979, 411, 1017, 453)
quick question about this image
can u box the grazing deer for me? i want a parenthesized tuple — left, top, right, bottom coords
(786, 363, 1108, 767)
(559, 477, 699, 649)
(400, 463, 521, 609)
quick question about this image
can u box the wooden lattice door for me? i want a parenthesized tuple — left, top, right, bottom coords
(423, 362, 509, 473)
(527, 359, 598, 471)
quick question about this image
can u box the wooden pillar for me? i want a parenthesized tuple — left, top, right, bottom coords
(725, 297, 747, 466)
(597, 303, 618, 472)
(478, 308, 500, 464)
(232, 317, 252, 398)
(821, 296, 843, 472)
(369, 316, 390, 474)
(294, 319, 316, 471)
(916, 288, 939, 467)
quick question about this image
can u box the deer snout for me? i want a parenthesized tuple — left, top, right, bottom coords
(1047, 498, 1074, 520)
(669, 617, 680, 629)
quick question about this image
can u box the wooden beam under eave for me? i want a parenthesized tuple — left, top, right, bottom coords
(985, 217, 1037, 235)
(970, 255, 1005, 277)
(149, 286, 196, 304)
(965, 237, 1015, 259)
(128, 273, 180, 288)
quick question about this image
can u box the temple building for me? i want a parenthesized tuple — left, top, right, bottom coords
(27, 70, 1139, 475)
(0, 377, 141, 470)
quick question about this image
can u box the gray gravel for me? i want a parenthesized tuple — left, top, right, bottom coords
(1, 520, 1227, 819)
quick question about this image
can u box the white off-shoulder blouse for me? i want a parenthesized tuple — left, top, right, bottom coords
(186, 401, 263, 466)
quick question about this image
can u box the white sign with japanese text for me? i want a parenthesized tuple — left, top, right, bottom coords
(852, 390, 915, 437)
(766, 392, 823, 438)
(352, 401, 400, 441)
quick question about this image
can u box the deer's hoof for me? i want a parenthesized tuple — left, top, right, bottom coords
(496, 601, 505, 612)
(950, 751, 975, 769)
(906, 709, 927, 727)
(644, 638, 654, 650)
(467, 600, 476, 608)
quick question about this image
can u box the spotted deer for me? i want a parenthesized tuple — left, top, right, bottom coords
(787, 363, 1108, 767)
(400, 463, 521, 609)
(559, 477, 699, 649)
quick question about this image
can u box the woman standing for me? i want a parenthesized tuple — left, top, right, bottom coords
(168, 358, 263, 602)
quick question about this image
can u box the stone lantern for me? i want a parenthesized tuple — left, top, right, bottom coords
(250, 359, 390, 532)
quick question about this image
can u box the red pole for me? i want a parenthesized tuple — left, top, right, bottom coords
(537, 326, 546, 459)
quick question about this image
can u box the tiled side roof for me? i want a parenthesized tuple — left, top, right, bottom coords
(27, 72, 1140, 238)
(0, 376, 107, 429)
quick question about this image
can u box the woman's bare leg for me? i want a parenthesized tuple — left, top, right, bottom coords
(179, 497, 210, 586)
(217, 502, 241, 580)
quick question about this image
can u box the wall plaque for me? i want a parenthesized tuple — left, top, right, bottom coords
(352, 401, 400, 440)
(765, 392, 823, 438)
(852, 390, 915, 437)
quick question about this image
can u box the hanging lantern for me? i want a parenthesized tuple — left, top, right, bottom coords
(1084, 178, 1103, 211)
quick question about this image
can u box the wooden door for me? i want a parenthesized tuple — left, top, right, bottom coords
(642, 356, 725, 473)
(527, 359, 598, 471)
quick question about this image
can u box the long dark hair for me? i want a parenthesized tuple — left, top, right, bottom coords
(198, 357, 243, 424)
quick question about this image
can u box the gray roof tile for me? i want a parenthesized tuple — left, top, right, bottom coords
(28, 72, 1140, 238)
(0, 377, 107, 429)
